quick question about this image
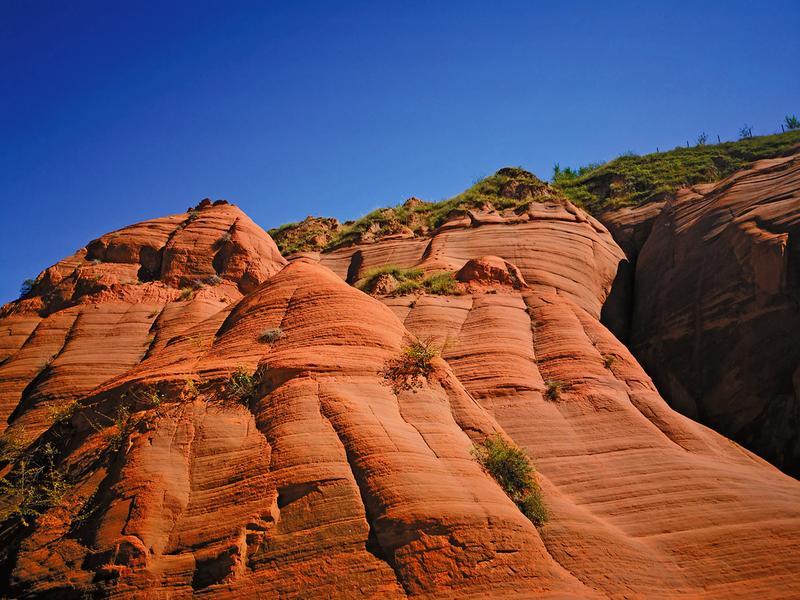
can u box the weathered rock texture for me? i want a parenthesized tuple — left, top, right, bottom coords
(0, 183, 799, 598)
(626, 154, 800, 476)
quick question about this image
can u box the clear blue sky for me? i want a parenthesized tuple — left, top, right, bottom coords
(1, 0, 798, 303)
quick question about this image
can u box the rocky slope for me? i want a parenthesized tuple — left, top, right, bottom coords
(0, 172, 799, 598)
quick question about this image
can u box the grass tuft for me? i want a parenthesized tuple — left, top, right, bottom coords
(472, 434, 547, 526)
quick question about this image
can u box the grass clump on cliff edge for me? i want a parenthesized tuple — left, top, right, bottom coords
(268, 216, 341, 255)
(357, 265, 424, 294)
(329, 168, 554, 249)
(472, 434, 548, 526)
(553, 130, 800, 212)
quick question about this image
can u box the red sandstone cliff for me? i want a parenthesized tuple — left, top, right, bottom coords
(622, 154, 800, 476)
(0, 176, 799, 598)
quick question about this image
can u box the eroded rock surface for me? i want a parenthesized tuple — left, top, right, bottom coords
(629, 154, 800, 475)
(0, 187, 798, 598)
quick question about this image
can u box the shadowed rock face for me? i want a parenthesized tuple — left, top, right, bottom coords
(0, 188, 799, 598)
(627, 154, 800, 476)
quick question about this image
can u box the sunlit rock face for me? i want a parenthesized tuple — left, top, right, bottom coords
(0, 181, 799, 599)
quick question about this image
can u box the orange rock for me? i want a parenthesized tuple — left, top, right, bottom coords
(0, 181, 798, 598)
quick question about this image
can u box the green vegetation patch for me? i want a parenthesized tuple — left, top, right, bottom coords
(328, 167, 557, 250)
(422, 271, 458, 295)
(383, 339, 440, 392)
(553, 130, 800, 212)
(356, 265, 424, 294)
(472, 434, 548, 526)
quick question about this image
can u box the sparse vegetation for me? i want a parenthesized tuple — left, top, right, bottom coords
(786, 115, 800, 131)
(219, 232, 232, 243)
(696, 132, 708, 146)
(0, 427, 30, 463)
(206, 274, 223, 285)
(422, 272, 458, 295)
(738, 125, 753, 139)
(183, 378, 200, 399)
(227, 366, 261, 404)
(258, 328, 284, 343)
(327, 167, 555, 251)
(179, 287, 195, 301)
(383, 339, 440, 392)
(102, 406, 139, 452)
(357, 266, 460, 296)
(0, 443, 70, 526)
(268, 217, 341, 255)
(357, 265, 424, 294)
(471, 434, 548, 526)
(603, 354, 616, 369)
(554, 130, 800, 212)
(544, 380, 563, 401)
(187, 209, 200, 222)
(19, 278, 36, 297)
(47, 399, 79, 424)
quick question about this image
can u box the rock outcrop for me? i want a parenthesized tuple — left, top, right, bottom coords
(626, 154, 800, 475)
(1, 177, 799, 598)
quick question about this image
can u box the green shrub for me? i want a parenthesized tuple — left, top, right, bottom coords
(471, 434, 547, 526)
(356, 265, 424, 294)
(19, 278, 36, 297)
(423, 272, 458, 295)
(227, 366, 261, 404)
(544, 380, 563, 401)
(603, 354, 616, 369)
(258, 328, 284, 343)
(179, 287, 195, 301)
(0, 443, 70, 526)
(383, 339, 439, 392)
(786, 115, 800, 130)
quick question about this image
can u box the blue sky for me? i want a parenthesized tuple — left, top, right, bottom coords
(1, 0, 798, 303)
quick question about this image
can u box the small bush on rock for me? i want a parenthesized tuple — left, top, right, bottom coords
(227, 366, 261, 404)
(383, 339, 439, 392)
(258, 328, 284, 343)
(0, 443, 70, 526)
(472, 434, 548, 526)
(544, 380, 563, 401)
(19, 278, 37, 297)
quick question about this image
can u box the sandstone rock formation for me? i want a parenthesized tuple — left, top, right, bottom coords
(1, 174, 799, 598)
(625, 154, 800, 476)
